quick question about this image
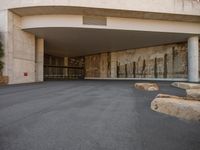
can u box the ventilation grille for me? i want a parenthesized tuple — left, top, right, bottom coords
(83, 16, 107, 26)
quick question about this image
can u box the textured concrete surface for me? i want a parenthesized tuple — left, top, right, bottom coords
(0, 80, 200, 150)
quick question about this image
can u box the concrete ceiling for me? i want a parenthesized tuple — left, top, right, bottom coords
(25, 27, 191, 57)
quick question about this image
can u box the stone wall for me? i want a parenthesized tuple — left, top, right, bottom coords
(85, 54, 100, 77)
(68, 57, 84, 67)
(85, 53, 111, 78)
(100, 53, 111, 78)
(45, 41, 200, 80)
(85, 42, 194, 79)
(113, 43, 188, 79)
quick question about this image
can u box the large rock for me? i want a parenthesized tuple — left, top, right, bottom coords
(135, 83, 159, 91)
(0, 76, 9, 85)
(186, 89, 200, 101)
(172, 82, 200, 90)
(151, 94, 200, 121)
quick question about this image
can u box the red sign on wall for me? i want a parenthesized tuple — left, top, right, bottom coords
(24, 72, 28, 77)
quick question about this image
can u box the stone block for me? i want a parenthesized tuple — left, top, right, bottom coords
(172, 82, 200, 90)
(0, 76, 9, 85)
(135, 83, 159, 91)
(186, 89, 200, 101)
(151, 94, 200, 121)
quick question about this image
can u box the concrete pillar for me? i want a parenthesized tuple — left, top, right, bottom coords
(110, 53, 117, 78)
(100, 53, 108, 78)
(64, 57, 68, 77)
(35, 38, 44, 82)
(188, 36, 199, 82)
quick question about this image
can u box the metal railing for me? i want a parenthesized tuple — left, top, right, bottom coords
(44, 65, 84, 80)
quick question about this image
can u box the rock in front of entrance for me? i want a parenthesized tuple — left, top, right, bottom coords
(0, 76, 9, 85)
(135, 83, 159, 91)
(186, 89, 200, 101)
(151, 94, 200, 121)
(172, 82, 200, 90)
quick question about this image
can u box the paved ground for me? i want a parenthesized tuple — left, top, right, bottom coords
(0, 80, 199, 150)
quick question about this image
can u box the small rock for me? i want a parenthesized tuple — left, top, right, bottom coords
(151, 94, 200, 121)
(186, 89, 200, 101)
(172, 82, 200, 90)
(135, 83, 159, 91)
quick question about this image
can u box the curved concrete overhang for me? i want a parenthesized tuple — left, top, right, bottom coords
(21, 15, 200, 56)
(6, 3, 200, 57)
(21, 14, 200, 34)
(21, 14, 200, 57)
(2, 0, 200, 18)
(10, 6, 200, 23)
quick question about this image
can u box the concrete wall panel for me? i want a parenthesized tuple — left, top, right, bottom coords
(13, 58, 35, 84)
(35, 38, 44, 82)
(1, 11, 36, 84)
(11, 13, 36, 84)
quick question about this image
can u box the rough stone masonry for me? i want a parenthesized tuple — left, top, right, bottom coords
(45, 42, 200, 79)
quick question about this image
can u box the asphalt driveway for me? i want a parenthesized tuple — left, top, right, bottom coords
(0, 80, 199, 150)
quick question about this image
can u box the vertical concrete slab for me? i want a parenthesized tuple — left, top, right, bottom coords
(100, 53, 109, 78)
(64, 57, 68, 77)
(188, 36, 199, 82)
(85, 55, 100, 77)
(111, 52, 117, 78)
(35, 38, 44, 82)
(0, 10, 14, 83)
(11, 12, 36, 84)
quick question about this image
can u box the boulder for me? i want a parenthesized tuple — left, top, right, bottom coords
(151, 94, 200, 121)
(186, 89, 200, 101)
(135, 83, 159, 91)
(171, 82, 200, 90)
(0, 76, 9, 85)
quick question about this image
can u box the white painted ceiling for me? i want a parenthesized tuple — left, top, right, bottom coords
(25, 27, 191, 57)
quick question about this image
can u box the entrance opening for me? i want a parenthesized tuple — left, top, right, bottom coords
(44, 65, 84, 80)
(44, 54, 85, 80)
(30, 28, 192, 81)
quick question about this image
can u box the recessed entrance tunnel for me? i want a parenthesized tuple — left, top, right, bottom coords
(25, 27, 198, 81)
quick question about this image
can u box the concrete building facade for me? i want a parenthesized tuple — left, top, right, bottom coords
(0, 0, 200, 84)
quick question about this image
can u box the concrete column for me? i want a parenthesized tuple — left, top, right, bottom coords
(188, 36, 199, 82)
(35, 38, 44, 82)
(100, 53, 108, 78)
(64, 57, 68, 77)
(110, 53, 117, 78)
